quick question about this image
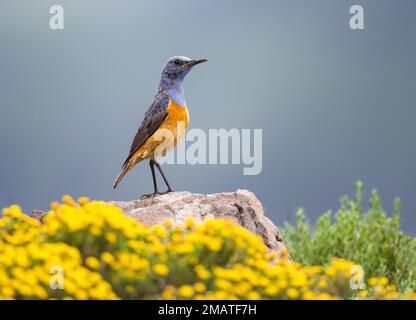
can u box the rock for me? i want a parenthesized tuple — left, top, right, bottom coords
(32, 189, 288, 255)
(109, 189, 287, 254)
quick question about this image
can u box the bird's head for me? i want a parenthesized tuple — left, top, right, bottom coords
(161, 56, 207, 83)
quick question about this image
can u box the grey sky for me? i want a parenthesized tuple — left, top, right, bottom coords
(0, 0, 415, 234)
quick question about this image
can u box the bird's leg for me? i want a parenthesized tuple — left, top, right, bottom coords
(155, 161, 173, 193)
(150, 160, 158, 193)
(140, 160, 159, 199)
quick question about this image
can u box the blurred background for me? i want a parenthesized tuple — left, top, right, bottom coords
(0, 0, 415, 234)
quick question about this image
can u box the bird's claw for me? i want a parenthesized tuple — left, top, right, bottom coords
(140, 189, 173, 200)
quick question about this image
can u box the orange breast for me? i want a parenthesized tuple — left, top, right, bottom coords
(162, 99, 190, 132)
(129, 100, 189, 164)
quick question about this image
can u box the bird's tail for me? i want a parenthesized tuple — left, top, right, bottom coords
(113, 166, 129, 189)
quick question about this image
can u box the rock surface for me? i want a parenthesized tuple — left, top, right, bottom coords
(32, 189, 288, 254)
(109, 189, 287, 253)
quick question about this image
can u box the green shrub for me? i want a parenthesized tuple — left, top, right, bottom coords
(282, 181, 416, 291)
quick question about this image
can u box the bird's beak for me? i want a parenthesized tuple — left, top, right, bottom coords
(182, 59, 208, 69)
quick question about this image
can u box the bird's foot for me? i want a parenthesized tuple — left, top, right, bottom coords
(140, 189, 173, 200)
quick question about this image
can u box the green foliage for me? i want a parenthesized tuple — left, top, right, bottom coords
(282, 181, 416, 291)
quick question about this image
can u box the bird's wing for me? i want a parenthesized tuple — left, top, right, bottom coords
(122, 92, 169, 167)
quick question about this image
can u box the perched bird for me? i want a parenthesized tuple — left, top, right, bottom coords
(113, 56, 207, 198)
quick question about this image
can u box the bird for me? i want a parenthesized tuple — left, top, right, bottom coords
(113, 56, 207, 198)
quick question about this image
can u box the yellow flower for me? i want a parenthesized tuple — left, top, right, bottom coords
(317, 293, 336, 300)
(162, 286, 175, 300)
(233, 282, 251, 296)
(0, 197, 413, 301)
(162, 219, 172, 228)
(195, 265, 210, 280)
(152, 225, 168, 238)
(280, 247, 288, 257)
(303, 291, 316, 300)
(78, 197, 90, 206)
(287, 288, 299, 299)
(277, 279, 288, 289)
(75, 290, 88, 300)
(153, 263, 169, 276)
(318, 279, 328, 288)
(291, 273, 308, 287)
(265, 285, 279, 296)
(368, 277, 379, 286)
(1, 286, 15, 297)
(247, 291, 261, 300)
(171, 234, 182, 242)
(178, 285, 194, 298)
(86, 257, 100, 269)
(215, 279, 232, 291)
(206, 238, 222, 252)
(101, 252, 114, 264)
(194, 283, 206, 293)
(62, 195, 75, 206)
(90, 225, 102, 236)
(185, 217, 195, 229)
(379, 277, 389, 286)
(50, 201, 60, 210)
(105, 232, 117, 244)
(325, 266, 337, 277)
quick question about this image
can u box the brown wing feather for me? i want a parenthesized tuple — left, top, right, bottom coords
(122, 92, 169, 168)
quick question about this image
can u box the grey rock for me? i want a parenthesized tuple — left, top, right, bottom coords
(109, 189, 287, 254)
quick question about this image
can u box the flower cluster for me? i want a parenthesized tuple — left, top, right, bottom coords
(358, 277, 416, 300)
(0, 197, 414, 300)
(0, 205, 117, 299)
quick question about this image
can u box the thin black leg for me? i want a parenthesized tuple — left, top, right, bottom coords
(149, 160, 158, 193)
(154, 161, 173, 192)
(141, 160, 159, 199)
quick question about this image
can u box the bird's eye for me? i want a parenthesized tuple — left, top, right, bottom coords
(174, 59, 181, 65)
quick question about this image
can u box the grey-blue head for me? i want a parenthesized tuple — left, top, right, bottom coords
(159, 56, 207, 90)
